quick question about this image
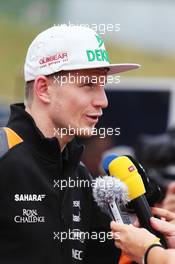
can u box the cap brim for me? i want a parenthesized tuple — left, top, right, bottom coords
(62, 63, 140, 74)
(107, 63, 141, 75)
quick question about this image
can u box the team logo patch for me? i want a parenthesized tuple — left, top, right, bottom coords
(39, 52, 68, 67)
(14, 194, 46, 202)
(86, 34, 109, 62)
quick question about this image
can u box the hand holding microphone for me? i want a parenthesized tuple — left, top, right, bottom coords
(110, 211, 175, 264)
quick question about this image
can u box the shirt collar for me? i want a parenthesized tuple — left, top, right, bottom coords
(7, 103, 84, 165)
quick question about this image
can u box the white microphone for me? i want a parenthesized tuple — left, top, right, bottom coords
(92, 176, 130, 224)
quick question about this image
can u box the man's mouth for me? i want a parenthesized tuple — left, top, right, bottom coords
(85, 114, 101, 123)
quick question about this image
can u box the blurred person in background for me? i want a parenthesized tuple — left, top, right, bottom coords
(135, 129, 175, 214)
(81, 136, 114, 177)
(0, 25, 140, 264)
(162, 182, 175, 213)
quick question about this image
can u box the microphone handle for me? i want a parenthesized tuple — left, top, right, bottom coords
(132, 195, 167, 248)
(108, 202, 131, 224)
(108, 202, 124, 223)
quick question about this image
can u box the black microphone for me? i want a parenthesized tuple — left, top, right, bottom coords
(126, 155, 163, 206)
(103, 154, 167, 248)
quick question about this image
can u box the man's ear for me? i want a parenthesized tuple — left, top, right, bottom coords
(33, 75, 51, 103)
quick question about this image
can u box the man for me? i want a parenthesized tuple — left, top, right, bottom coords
(0, 25, 140, 264)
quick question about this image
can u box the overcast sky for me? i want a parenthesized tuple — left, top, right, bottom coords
(58, 0, 175, 56)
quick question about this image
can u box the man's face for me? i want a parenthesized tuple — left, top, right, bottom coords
(48, 68, 108, 138)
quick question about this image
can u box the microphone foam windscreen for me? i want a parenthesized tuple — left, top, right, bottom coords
(92, 176, 129, 208)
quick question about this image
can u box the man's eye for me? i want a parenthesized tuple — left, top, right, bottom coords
(86, 82, 94, 87)
(78, 82, 91, 87)
(78, 81, 94, 87)
(87, 83, 92, 86)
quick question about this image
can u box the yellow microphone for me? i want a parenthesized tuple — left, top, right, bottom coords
(103, 154, 167, 248)
(107, 155, 145, 200)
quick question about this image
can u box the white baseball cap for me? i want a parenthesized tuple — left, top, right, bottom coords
(24, 25, 140, 82)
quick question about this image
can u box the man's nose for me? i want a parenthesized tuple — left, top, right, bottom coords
(92, 87, 108, 109)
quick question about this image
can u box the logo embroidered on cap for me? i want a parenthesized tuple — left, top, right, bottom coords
(95, 35, 104, 47)
(39, 52, 68, 66)
(86, 34, 109, 62)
